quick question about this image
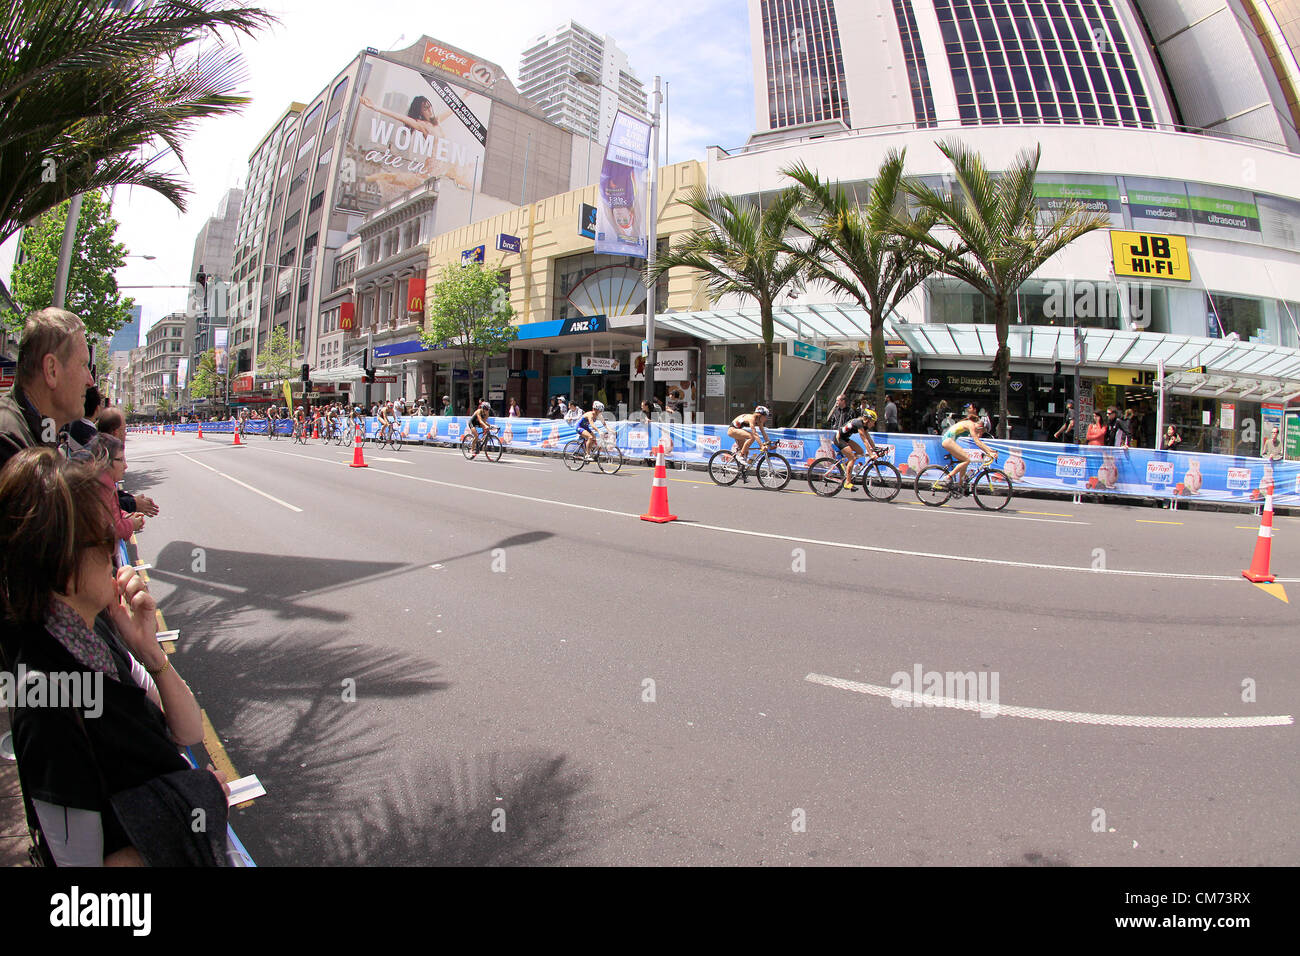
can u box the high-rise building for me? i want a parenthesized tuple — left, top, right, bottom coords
(110, 304, 142, 353)
(190, 187, 244, 358)
(749, 0, 859, 133)
(227, 36, 591, 393)
(518, 21, 648, 146)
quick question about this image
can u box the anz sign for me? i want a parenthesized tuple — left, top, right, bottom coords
(559, 315, 607, 336)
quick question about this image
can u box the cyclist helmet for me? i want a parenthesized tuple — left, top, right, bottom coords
(863, 409, 878, 422)
(480, 400, 491, 409)
(755, 405, 771, 416)
(592, 401, 604, 411)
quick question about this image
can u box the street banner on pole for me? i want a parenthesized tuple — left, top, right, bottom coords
(176, 358, 189, 386)
(595, 110, 652, 258)
(214, 328, 229, 375)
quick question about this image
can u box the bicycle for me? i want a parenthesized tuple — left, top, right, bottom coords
(292, 419, 308, 445)
(460, 426, 502, 462)
(806, 449, 902, 501)
(707, 441, 791, 490)
(267, 417, 280, 441)
(375, 421, 403, 452)
(563, 430, 623, 474)
(913, 452, 1013, 511)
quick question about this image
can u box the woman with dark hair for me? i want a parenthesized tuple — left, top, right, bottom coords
(0, 449, 228, 866)
(357, 93, 472, 189)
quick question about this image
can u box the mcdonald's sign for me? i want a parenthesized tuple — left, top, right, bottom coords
(340, 302, 355, 331)
(407, 276, 426, 313)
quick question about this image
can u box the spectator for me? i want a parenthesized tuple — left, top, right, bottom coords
(1086, 411, 1106, 445)
(0, 448, 229, 866)
(978, 407, 992, 434)
(826, 394, 850, 432)
(1124, 408, 1143, 448)
(925, 399, 950, 435)
(1162, 425, 1182, 451)
(564, 400, 582, 427)
(68, 385, 103, 448)
(1104, 406, 1129, 447)
(417, 399, 429, 417)
(557, 395, 569, 419)
(508, 399, 521, 417)
(884, 394, 900, 433)
(1053, 400, 1074, 442)
(440, 396, 452, 416)
(86, 434, 144, 553)
(1262, 425, 1283, 461)
(0, 308, 95, 473)
(547, 396, 562, 419)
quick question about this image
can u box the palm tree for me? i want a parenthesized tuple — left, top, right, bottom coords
(888, 138, 1110, 437)
(646, 185, 805, 410)
(784, 151, 937, 418)
(0, 0, 276, 243)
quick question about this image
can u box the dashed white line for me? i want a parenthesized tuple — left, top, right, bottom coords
(177, 453, 302, 512)
(805, 673, 1294, 728)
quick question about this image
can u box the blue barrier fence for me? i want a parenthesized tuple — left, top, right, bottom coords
(152, 417, 1298, 504)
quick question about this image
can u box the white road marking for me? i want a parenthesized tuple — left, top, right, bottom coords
(245, 446, 1300, 583)
(177, 453, 303, 512)
(805, 673, 1294, 729)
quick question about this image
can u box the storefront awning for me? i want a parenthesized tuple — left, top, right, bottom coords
(310, 364, 367, 383)
(653, 304, 898, 345)
(893, 324, 1300, 402)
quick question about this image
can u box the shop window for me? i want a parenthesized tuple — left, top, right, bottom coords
(1207, 294, 1263, 341)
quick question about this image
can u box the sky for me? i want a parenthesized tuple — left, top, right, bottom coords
(4, 0, 757, 345)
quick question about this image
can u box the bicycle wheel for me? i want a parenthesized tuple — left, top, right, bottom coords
(596, 445, 623, 475)
(460, 432, 475, 459)
(860, 459, 903, 503)
(707, 449, 741, 486)
(914, 465, 954, 507)
(483, 435, 503, 462)
(563, 440, 586, 471)
(755, 452, 791, 491)
(972, 468, 1014, 511)
(807, 457, 846, 497)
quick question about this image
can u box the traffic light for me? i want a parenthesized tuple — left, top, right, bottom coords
(364, 367, 376, 384)
(300, 363, 310, 382)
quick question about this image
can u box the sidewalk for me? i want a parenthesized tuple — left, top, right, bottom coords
(0, 707, 29, 866)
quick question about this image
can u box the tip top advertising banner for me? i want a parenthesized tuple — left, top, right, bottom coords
(595, 110, 652, 258)
(339, 59, 490, 216)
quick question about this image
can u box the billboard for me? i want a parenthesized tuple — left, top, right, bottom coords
(214, 327, 228, 375)
(422, 41, 498, 86)
(595, 110, 652, 258)
(338, 59, 490, 216)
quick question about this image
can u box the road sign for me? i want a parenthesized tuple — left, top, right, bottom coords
(789, 339, 827, 363)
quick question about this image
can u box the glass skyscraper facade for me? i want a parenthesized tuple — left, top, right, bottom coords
(758, 0, 852, 129)
(933, 0, 1156, 128)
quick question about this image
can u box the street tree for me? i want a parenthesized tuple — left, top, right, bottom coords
(421, 263, 515, 404)
(255, 326, 299, 386)
(0, 0, 275, 244)
(647, 185, 805, 412)
(784, 153, 937, 417)
(7, 191, 134, 338)
(189, 347, 232, 406)
(888, 139, 1109, 437)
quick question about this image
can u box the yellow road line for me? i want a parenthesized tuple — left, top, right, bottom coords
(1021, 511, 1074, 517)
(1137, 519, 1183, 525)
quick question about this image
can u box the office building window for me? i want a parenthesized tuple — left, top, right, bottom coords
(759, 0, 851, 129)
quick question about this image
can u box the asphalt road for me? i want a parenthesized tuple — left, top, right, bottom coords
(122, 430, 1299, 866)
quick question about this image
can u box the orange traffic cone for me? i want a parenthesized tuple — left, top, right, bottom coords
(311, 420, 319, 440)
(170, 424, 175, 436)
(640, 443, 677, 523)
(197, 422, 203, 439)
(349, 430, 368, 468)
(1242, 480, 1277, 583)
(232, 425, 242, 446)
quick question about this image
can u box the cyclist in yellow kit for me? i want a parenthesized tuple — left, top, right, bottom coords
(935, 404, 998, 489)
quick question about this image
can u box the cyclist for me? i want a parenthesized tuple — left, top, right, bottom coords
(468, 400, 493, 458)
(293, 404, 307, 441)
(832, 407, 884, 491)
(350, 403, 365, 441)
(237, 406, 250, 437)
(935, 404, 998, 490)
(265, 404, 277, 439)
(376, 401, 394, 443)
(728, 405, 772, 464)
(576, 401, 608, 461)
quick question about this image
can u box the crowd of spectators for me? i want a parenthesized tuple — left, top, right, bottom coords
(1, 307, 230, 867)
